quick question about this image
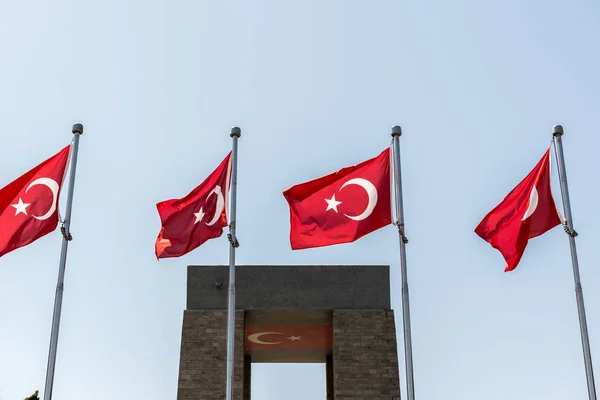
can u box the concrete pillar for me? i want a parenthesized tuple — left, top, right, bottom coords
(177, 310, 247, 400)
(333, 310, 401, 399)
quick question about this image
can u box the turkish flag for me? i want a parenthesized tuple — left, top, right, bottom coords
(155, 152, 231, 259)
(475, 149, 561, 271)
(245, 325, 332, 351)
(283, 148, 392, 250)
(0, 145, 71, 258)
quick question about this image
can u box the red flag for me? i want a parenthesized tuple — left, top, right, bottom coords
(245, 325, 332, 351)
(475, 149, 561, 271)
(0, 145, 71, 258)
(155, 152, 231, 259)
(283, 148, 392, 250)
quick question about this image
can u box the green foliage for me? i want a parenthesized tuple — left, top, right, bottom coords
(24, 391, 39, 400)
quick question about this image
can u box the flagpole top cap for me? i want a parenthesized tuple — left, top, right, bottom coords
(72, 123, 83, 135)
(230, 126, 241, 138)
(391, 125, 402, 137)
(552, 125, 564, 137)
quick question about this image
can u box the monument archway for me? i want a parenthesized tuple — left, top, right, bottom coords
(176, 265, 401, 400)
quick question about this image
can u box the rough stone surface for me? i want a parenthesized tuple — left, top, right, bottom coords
(332, 310, 401, 399)
(187, 265, 390, 310)
(177, 310, 248, 400)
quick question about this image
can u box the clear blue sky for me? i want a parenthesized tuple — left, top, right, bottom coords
(1, 0, 599, 399)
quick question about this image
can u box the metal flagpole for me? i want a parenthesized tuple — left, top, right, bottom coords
(391, 125, 415, 400)
(225, 126, 241, 400)
(552, 124, 597, 400)
(43, 123, 83, 400)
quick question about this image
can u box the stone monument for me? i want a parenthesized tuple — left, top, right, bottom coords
(177, 265, 401, 399)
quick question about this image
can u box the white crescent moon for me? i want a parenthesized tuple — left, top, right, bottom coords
(340, 178, 378, 221)
(248, 332, 282, 345)
(205, 185, 225, 226)
(522, 186, 539, 221)
(25, 178, 59, 221)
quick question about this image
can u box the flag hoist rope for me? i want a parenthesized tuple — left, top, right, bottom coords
(552, 124, 597, 400)
(391, 125, 415, 400)
(43, 123, 83, 400)
(225, 126, 241, 400)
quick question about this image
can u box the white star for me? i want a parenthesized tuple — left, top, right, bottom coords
(194, 208, 205, 224)
(287, 335, 302, 341)
(325, 194, 342, 212)
(11, 198, 30, 216)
